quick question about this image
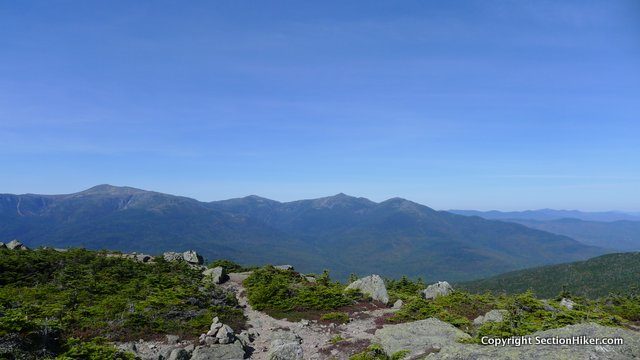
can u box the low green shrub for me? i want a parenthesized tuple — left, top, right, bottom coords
(321, 312, 350, 323)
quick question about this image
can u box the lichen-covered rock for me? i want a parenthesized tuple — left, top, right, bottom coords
(345, 274, 389, 304)
(560, 298, 576, 310)
(203, 266, 227, 284)
(182, 250, 204, 265)
(374, 317, 471, 358)
(267, 331, 303, 360)
(6, 240, 28, 250)
(421, 281, 452, 299)
(392, 299, 403, 309)
(190, 340, 246, 360)
(167, 348, 189, 360)
(163, 251, 183, 262)
(431, 322, 640, 359)
(215, 324, 234, 344)
(473, 309, 508, 326)
(274, 265, 294, 271)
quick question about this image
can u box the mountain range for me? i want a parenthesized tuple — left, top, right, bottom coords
(459, 252, 640, 298)
(450, 209, 640, 252)
(450, 209, 640, 222)
(0, 185, 609, 281)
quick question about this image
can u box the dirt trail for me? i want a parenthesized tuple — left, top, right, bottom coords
(222, 272, 397, 359)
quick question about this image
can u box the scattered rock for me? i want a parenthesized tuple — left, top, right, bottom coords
(345, 274, 389, 304)
(267, 331, 304, 360)
(6, 239, 28, 251)
(432, 322, 640, 359)
(560, 298, 576, 310)
(163, 251, 183, 262)
(392, 299, 403, 309)
(274, 265, 294, 271)
(421, 281, 452, 300)
(182, 250, 204, 265)
(191, 341, 246, 360)
(166, 334, 180, 345)
(374, 317, 471, 358)
(216, 324, 235, 344)
(203, 266, 227, 284)
(167, 348, 189, 360)
(473, 309, 508, 326)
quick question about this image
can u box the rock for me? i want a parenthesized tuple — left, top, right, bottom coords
(208, 322, 223, 336)
(560, 298, 576, 310)
(267, 331, 303, 360)
(182, 250, 204, 265)
(0, 242, 5, 249)
(135, 254, 152, 263)
(274, 265, 294, 271)
(216, 324, 234, 344)
(421, 281, 452, 300)
(203, 266, 227, 284)
(204, 336, 219, 345)
(473, 309, 508, 326)
(163, 251, 183, 262)
(166, 334, 180, 345)
(167, 348, 189, 360)
(190, 340, 246, 360)
(6, 239, 28, 250)
(212, 316, 219, 324)
(431, 322, 640, 359)
(345, 274, 389, 304)
(542, 300, 558, 312)
(392, 299, 403, 309)
(184, 344, 195, 353)
(304, 276, 316, 283)
(374, 317, 471, 359)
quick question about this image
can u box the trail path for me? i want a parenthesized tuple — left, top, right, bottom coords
(222, 272, 397, 359)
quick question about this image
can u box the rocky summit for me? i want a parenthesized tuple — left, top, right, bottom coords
(1, 246, 640, 360)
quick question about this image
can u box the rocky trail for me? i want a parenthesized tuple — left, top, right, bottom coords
(222, 272, 397, 359)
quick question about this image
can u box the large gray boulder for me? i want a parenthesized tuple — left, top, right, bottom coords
(190, 341, 246, 360)
(422, 281, 452, 299)
(203, 266, 227, 284)
(0, 242, 6, 249)
(473, 309, 508, 326)
(6, 240, 28, 251)
(274, 265, 294, 271)
(163, 251, 183, 262)
(374, 317, 471, 358)
(345, 274, 389, 304)
(182, 250, 204, 265)
(267, 331, 303, 360)
(431, 322, 640, 359)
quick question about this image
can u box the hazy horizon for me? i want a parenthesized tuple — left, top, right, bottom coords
(2, 1, 639, 211)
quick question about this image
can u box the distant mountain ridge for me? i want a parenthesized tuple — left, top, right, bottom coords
(459, 252, 640, 298)
(0, 185, 608, 281)
(450, 209, 640, 222)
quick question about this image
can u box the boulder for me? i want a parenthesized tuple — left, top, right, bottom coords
(167, 348, 189, 360)
(183, 250, 204, 265)
(431, 322, 640, 359)
(374, 317, 471, 358)
(473, 309, 508, 326)
(203, 266, 227, 284)
(190, 341, 246, 360)
(345, 274, 389, 304)
(6, 240, 28, 251)
(392, 299, 403, 309)
(0, 242, 5, 249)
(166, 334, 180, 345)
(215, 324, 234, 344)
(560, 298, 576, 310)
(274, 265, 294, 271)
(267, 331, 303, 360)
(421, 281, 452, 300)
(163, 252, 183, 262)
(135, 254, 152, 263)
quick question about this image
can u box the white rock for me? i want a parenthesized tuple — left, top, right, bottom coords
(345, 274, 389, 304)
(560, 298, 576, 310)
(422, 281, 453, 300)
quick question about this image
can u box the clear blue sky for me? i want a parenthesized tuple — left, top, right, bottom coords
(1, 1, 639, 211)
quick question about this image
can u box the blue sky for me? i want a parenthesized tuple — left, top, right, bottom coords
(1, 1, 639, 210)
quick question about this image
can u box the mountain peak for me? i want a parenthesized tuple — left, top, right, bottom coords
(78, 184, 147, 196)
(308, 193, 375, 209)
